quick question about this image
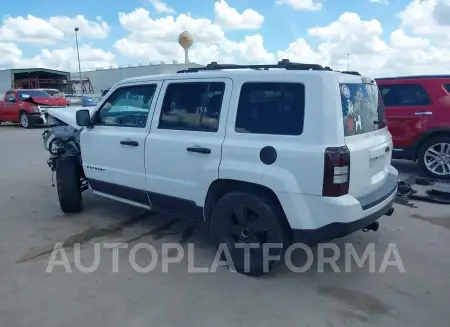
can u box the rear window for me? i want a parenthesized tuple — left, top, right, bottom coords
(340, 83, 386, 136)
(235, 82, 305, 135)
(444, 84, 450, 93)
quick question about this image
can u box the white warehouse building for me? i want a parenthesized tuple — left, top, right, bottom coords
(70, 62, 203, 97)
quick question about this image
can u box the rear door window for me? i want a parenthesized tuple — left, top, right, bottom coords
(378, 84, 430, 106)
(340, 82, 386, 136)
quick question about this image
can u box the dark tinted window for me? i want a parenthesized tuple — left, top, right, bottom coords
(235, 82, 305, 135)
(340, 83, 386, 136)
(444, 84, 450, 93)
(158, 82, 225, 132)
(96, 85, 157, 127)
(378, 84, 430, 106)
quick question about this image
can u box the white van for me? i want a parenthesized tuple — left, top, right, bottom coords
(42, 60, 398, 276)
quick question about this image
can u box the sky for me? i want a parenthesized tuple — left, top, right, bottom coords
(0, 0, 449, 77)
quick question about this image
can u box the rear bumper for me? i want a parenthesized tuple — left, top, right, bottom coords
(292, 195, 395, 245)
(357, 172, 398, 210)
(275, 166, 399, 242)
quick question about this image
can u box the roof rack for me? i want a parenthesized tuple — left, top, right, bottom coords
(340, 71, 361, 76)
(177, 59, 327, 73)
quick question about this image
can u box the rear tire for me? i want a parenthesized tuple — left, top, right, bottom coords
(209, 190, 291, 276)
(56, 157, 83, 213)
(417, 136, 450, 180)
(20, 112, 34, 129)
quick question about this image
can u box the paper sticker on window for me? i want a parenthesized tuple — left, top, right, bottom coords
(341, 85, 350, 99)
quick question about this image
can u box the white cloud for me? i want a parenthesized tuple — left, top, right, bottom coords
(276, 0, 323, 11)
(369, 0, 389, 4)
(32, 45, 117, 72)
(4, 0, 450, 77)
(433, 0, 450, 25)
(0, 42, 26, 68)
(115, 7, 273, 64)
(48, 15, 109, 39)
(0, 14, 109, 45)
(149, 0, 175, 14)
(114, 8, 226, 62)
(214, 0, 264, 30)
(0, 16, 64, 44)
(398, 0, 450, 48)
(0, 43, 116, 72)
(113, 2, 450, 76)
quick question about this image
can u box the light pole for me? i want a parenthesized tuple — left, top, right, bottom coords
(74, 27, 83, 96)
(346, 52, 351, 71)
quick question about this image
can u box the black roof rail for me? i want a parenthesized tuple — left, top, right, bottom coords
(177, 59, 326, 73)
(340, 71, 362, 76)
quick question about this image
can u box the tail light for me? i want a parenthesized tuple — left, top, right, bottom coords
(322, 146, 350, 197)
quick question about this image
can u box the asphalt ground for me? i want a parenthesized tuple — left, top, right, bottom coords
(0, 124, 449, 327)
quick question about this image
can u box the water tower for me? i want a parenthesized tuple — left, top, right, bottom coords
(178, 31, 194, 63)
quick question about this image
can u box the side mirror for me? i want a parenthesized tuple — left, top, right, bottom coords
(76, 109, 92, 127)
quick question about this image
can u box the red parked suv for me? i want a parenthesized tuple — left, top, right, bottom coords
(376, 75, 450, 179)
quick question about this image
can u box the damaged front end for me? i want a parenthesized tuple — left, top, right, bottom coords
(42, 113, 88, 191)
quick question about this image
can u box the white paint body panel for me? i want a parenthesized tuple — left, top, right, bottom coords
(144, 78, 232, 206)
(45, 106, 96, 129)
(46, 69, 397, 230)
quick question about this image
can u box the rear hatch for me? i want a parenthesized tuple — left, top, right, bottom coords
(340, 77, 393, 199)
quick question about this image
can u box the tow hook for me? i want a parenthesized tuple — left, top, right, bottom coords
(363, 221, 379, 232)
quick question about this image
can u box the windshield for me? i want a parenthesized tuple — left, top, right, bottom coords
(17, 90, 51, 100)
(340, 82, 386, 136)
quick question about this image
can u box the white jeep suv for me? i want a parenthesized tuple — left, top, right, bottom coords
(42, 60, 398, 276)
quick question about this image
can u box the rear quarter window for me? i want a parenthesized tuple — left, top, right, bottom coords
(340, 83, 386, 136)
(235, 82, 305, 136)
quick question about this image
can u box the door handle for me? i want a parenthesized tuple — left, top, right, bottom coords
(414, 111, 433, 116)
(186, 146, 211, 154)
(120, 140, 139, 146)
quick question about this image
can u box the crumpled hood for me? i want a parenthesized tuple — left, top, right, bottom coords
(45, 106, 97, 129)
(25, 96, 62, 106)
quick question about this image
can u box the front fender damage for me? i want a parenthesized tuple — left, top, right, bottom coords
(42, 113, 88, 191)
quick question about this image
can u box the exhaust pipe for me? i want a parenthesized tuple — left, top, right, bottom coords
(363, 221, 379, 232)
